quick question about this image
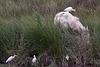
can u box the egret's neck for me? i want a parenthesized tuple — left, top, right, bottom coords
(13, 55, 16, 58)
(34, 55, 36, 58)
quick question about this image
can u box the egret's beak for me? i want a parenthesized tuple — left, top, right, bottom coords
(16, 55, 18, 57)
(72, 9, 76, 12)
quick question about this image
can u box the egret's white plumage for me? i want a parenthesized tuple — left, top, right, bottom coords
(32, 55, 37, 63)
(66, 55, 69, 60)
(6, 55, 17, 63)
(64, 7, 76, 12)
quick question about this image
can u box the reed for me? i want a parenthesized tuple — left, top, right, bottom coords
(0, 0, 100, 66)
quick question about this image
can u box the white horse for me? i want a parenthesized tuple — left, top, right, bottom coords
(54, 7, 88, 33)
(54, 7, 76, 29)
(54, 7, 90, 65)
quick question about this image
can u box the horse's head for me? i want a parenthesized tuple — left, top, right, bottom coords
(80, 26, 90, 44)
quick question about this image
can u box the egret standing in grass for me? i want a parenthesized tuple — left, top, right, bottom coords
(6, 55, 17, 63)
(32, 55, 37, 63)
(66, 55, 69, 60)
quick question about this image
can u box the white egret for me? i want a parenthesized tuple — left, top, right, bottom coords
(6, 55, 17, 63)
(32, 55, 37, 63)
(64, 7, 76, 12)
(66, 55, 69, 60)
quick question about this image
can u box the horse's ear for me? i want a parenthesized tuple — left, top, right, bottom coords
(79, 27, 83, 34)
(86, 26, 89, 31)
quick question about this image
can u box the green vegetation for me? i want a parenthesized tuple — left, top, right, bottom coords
(0, 0, 100, 67)
(0, 64, 7, 67)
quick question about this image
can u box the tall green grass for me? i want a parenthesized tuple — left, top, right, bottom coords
(0, 11, 63, 66)
(74, 9, 100, 64)
(0, 0, 99, 17)
(0, 9, 100, 66)
(0, 0, 100, 66)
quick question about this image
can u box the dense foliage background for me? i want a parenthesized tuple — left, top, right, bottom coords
(0, 0, 100, 67)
